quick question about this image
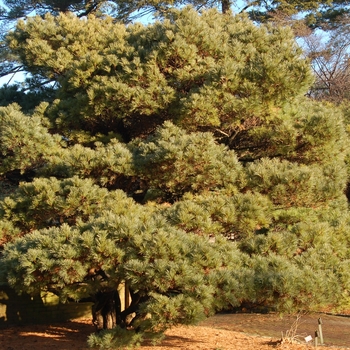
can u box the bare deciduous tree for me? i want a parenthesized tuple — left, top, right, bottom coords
(302, 16, 350, 103)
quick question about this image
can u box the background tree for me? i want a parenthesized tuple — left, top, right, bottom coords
(242, 0, 350, 30)
(301, 17, 350, 103)
(1, 7, 350, 349)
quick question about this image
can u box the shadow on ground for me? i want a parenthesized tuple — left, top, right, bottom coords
(0, 319, 94, 350)
(1, 313, 350, 350)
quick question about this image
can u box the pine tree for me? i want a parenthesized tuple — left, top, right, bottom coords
(4, 8, 313, 143)
(1, 7, 350, 349)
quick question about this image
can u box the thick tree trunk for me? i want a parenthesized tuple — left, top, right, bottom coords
(92, 290, 121, 330)
(221, 0, 231, 13)
(91, 288, 149, 331)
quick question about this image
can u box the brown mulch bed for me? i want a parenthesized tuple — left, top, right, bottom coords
(1, 313, 350, 350)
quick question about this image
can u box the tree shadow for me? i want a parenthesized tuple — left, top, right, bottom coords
(0, 319, 94, 350)
(0, 285, 92, 328)
(1, 322, 203, 350)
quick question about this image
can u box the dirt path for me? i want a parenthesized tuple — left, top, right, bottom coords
(0, 313, 349, 350)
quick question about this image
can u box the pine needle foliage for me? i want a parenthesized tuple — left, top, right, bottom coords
(1, 6, 350, 349)
(5, 7, 313, 143)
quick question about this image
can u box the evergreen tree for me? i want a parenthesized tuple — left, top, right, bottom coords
(1, 7, 350, 349)
(239, 0, 350, 30)
(4, 8, 313, 143)
(2, 0, 350, 25)
(1, 0, 348, 106)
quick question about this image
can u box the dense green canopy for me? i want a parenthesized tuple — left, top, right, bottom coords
(4, 9, 313, 143)
(2, 0, 350, 103)
(1, 7, 350, 349)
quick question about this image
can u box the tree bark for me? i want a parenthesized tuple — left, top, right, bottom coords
(91, 288, 149, 331)
(92, 290, 121, 330)
(221, 0, 231, 13)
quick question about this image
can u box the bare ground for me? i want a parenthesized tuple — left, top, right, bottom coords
(1, 312, 350, 350)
